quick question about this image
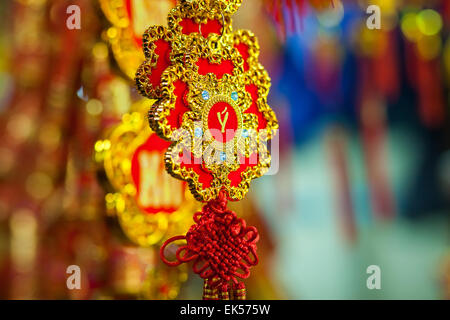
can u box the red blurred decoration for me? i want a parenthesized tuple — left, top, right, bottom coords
(327, 128, 357, 243)
(404, 41, 445, 128)
(264, 0, 333, 37)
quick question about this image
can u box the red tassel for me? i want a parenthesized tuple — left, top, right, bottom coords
(233, 282, 247, 300)
(219, 283, 230, 300)
(160, 190, 259, 300)
(203, 279, 219, 300)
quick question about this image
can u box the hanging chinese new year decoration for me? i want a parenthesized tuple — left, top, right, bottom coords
(135, 0, 278, 299)
(95, 99, 196, 247)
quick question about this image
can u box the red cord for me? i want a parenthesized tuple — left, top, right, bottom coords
(160, 190, 259, 290)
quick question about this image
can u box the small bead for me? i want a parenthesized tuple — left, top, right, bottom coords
(231, 91, 238, 101)
(195, 127, 203, 138)
(202, 90, 210, 100)
(220, 152, 227, 162)
(242, 129, 250, 138)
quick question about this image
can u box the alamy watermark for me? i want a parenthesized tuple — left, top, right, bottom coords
(66, 265, 81, 290)
(66, 5, 81, 30)
(366, 265, 381, 290)
(367, 5, 381, 30)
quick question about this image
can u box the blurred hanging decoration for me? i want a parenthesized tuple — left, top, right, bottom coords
(135, 0, 278, 299)
(354, 0, 400, 220)
(106, 244, 188, 300)
(441, 252, 450, 299)
(95, 98, 196, 247)
(100, 0, 177, 80)
(401, 8, 445, 128)
(357, 0, 400, 101)
(263, 0, 334, 37)
(327, 127, 357, 243)
(95, 0, 193, 299)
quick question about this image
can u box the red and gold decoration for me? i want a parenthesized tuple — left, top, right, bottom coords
(135, 0, 278, 299)
(95, 99, 195, 247)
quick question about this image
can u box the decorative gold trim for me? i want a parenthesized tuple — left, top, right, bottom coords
(136, 0, 278, 202)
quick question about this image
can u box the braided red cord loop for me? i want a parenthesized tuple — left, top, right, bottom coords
(160, 190, 259, 291)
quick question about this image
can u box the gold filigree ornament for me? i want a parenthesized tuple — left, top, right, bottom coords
(99, 0, 176, 80)
(95, 99, 197, 247)
(135, 0, 278, 202)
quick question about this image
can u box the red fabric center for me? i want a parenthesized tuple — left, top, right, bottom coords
(207, 102, 238, 143)
(180, 18, 222, 37)
(131, 134, 182, 214)
(196, 58, 234, 79)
